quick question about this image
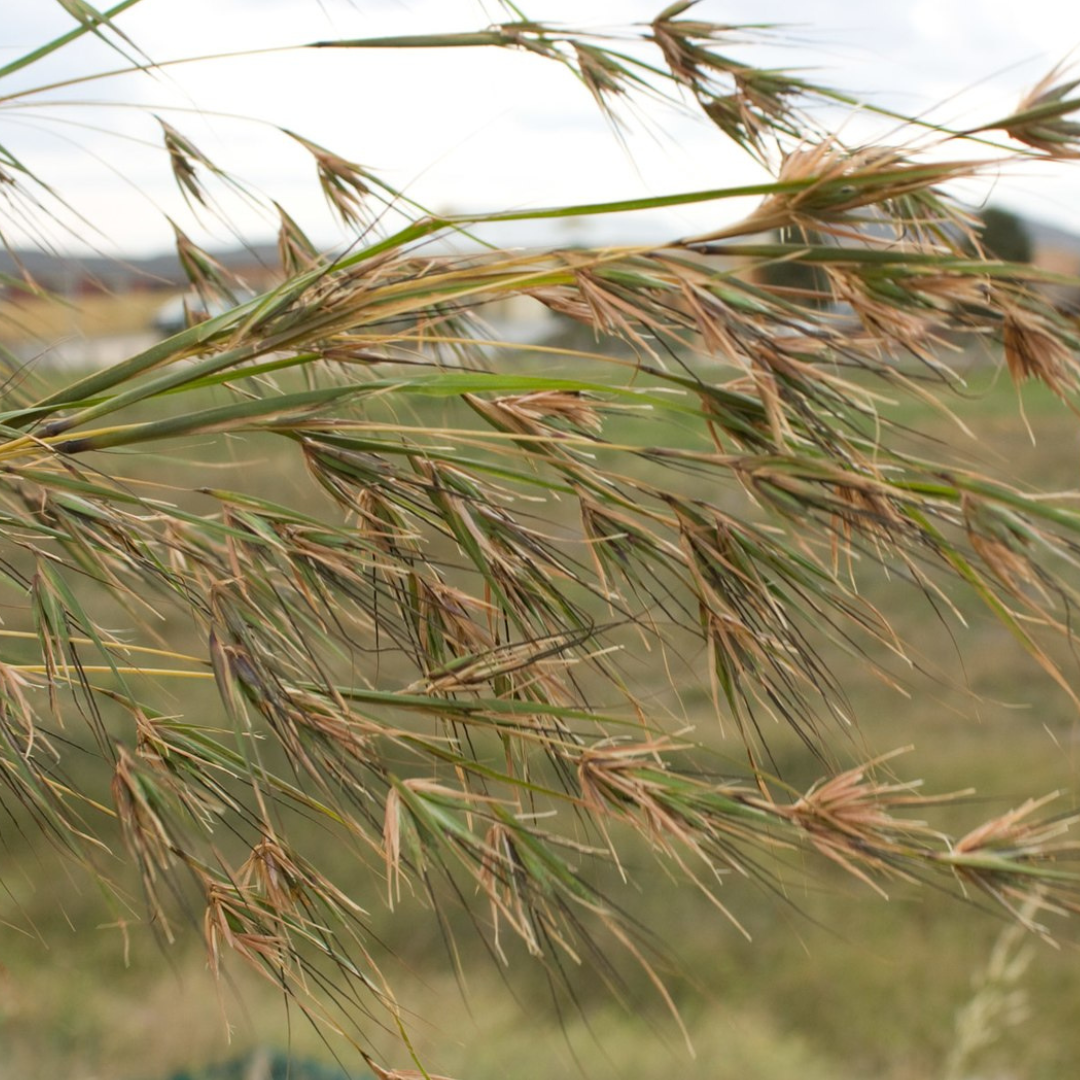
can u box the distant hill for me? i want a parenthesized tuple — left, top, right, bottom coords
(0, 243, 281, 294)
(3, 211, 1080, 298)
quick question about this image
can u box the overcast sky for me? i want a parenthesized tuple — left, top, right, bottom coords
(4, 0, 1080, 255)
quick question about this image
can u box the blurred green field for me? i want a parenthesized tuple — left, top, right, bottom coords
(2, 351, 1079, 1080)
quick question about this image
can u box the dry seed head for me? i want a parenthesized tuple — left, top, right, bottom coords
(578, 740, 691, 846)
(479, 821, 544, 959)
(952, 794, 1074, 858)
(0, 661, 48, 759)
(112, 745, 180, 938)
(702, 70, 801, 159)
(574, 44, 629, 111)
(1001, 307, 1075, 396)
(727, 142, 974, 242)
(112, 744, 175, 876)
(900, 271, 989, 311)
(650, 3, 735, 89)
(485, 390, 603, 435)
(407, 634, 578, 698)
(676, 278, 747, 360)
(526, 284, 596, 326)
(736, 69, 799, 121)
(1004, 66, 1080, 156)
(944, 798, 1080, 920)
(158, 118, 222, 208)
(170, 221, 243, 307)
(573, 268, 666, 352)
(131, 710, 227, 825)
(702, 93, 759, 154)
(240, 837, 305, 912)
(825, 267, 933, 353)
(778, 756, 938, 890)
(275, 201, 321, 274)
(413, 575, 494, 660)
(789, 760, 930, 838)
(202, 877, 291, 977)
(287, 131, 374, 230)
(961, 494, 1044, 601)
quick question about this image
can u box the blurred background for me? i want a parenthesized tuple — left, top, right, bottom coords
(3, 3, 1080, 1079)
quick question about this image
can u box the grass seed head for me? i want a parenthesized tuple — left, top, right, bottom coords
(1003, 66, 1080, 155)
(1001, 306, 1075, 396)
(288, 131, 375, 231)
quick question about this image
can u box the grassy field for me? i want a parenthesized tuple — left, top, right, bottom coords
(1, 348, 1079, 1080)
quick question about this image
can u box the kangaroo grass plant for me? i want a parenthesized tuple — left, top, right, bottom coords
(5, 2, 1080, 1075)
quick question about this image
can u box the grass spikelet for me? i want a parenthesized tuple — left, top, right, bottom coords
(778, 753, 937, 894)
(1001, 305, 1076, 396)
(276, 200, 322, 274)
(650, 2, 733, 90)
(287, 130, 376, 231)
(573, 43, 631, 114)
(158, 118, 225, 209)
(170, 220, 244, 308)
(111, 744, 179, 937)
(998, 65, 1080, 156)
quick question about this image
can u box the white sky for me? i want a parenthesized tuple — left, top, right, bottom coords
(4, 0, 1080, 255)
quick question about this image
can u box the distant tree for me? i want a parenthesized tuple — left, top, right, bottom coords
(4, 4, 1080, 1076)
(979, 206, 1034, 263)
